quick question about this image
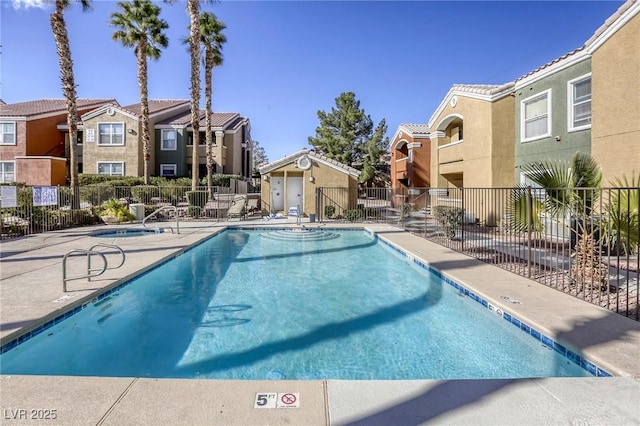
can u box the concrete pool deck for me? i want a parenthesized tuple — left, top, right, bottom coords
(1, 220, 639, 425)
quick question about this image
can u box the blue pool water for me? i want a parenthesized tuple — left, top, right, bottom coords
(93, 228, 163, 238)
(0, 229, 594, 379)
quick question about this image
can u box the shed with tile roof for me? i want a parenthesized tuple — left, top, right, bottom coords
(259, 148, 360, 217)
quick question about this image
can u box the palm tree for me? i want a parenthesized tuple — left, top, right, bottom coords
(507, 152, 606, 289)
(165, 0, 214, 190)
(50, 0, 91, 208)
(110, 0, 169, 184)
(199, 12, 227, 199)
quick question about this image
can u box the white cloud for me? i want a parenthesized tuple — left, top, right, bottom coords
(12, 0, 49, 10)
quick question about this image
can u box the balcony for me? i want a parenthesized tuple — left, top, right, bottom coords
(438, 141, 463, 165)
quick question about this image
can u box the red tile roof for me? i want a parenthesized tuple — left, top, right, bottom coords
(120, 99, 190, 117)
(159, 110, 242, 128)
(0, 98, 116, 118)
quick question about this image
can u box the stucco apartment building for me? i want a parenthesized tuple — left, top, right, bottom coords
(0, 98, 115, 185)
(0, 98, 254, 185)
(389, 124, 431, 192)
(425, 0, 638, 191)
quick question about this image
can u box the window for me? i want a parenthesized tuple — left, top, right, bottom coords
(160, 164, 177, 177)
(0, 122, 16, 145)
(97, 162, 124, 176)
(521, 90, 551, 142)
(161, 129, 177, 150)
(98, 123, 124, 145)
(0, 161, 15, 183)
(569, 75, 591, 131)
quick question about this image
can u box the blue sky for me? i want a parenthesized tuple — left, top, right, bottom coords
(1, 0, 623, 162)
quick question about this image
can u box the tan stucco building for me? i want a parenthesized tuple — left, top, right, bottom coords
(589, 0, 640, 184)
(79, 100, 190, 176)
(259, 148, 360, 217)
(428, 83, 515, 189)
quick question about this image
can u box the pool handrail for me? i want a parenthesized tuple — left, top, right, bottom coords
(142, 205, 179, 234)
(62, 249, 107, 292)
(87, 244, 126, 281)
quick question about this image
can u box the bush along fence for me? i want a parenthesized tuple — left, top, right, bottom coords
(0, 183, 252, 239)
(316, 186, 639, 321)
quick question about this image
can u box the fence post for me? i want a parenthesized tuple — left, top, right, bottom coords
(316, 188, 321, 222)
(526, 186, 532, 279)
(461, 188, 465, 252)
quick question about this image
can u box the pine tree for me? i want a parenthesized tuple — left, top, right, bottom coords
(308, 92, 389, 178)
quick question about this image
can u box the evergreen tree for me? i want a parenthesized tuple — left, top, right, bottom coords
(308, 92, 389, 180)
(252, 140, 269, 173)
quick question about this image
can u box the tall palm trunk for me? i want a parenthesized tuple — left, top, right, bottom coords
(136, 38, 151, 184)
(50, 0, 79, 207)
(204, 47, 214, 200)
(188, 0, 201, 190)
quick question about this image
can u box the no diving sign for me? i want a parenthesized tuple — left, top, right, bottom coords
(254, 392, 300, 409)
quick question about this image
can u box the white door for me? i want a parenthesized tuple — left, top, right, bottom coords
(286, 176, 303, 212)
(271, 177, 285, 212)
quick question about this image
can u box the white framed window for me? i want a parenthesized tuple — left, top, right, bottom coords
(568, 74, 591, 131)
(0, 122, 16, 145)
(161, 129, 177, 150)
(521, 89, 551, 142)
(0, 161, 15, 183)
(97, 161, 124, 176)
(98, 123, 124, 145)
(160, 164, 177, 177)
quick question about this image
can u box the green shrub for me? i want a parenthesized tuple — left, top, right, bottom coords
(433, 205, 464, 239)
(344, 208, 363, 222)
(324, 205, 336, 218)
(131, 186, 160, 204)
(186, 190, 208, 208)
(99, 199, 134, 223)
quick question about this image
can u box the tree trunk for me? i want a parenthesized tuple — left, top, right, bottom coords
(205, 48, 214, 200)
(188, 0, 201, 190)
(137, 39, 150, 184)
(50, 1, 80, 208)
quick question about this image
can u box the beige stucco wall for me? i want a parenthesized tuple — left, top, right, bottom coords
(489, 94, 516, 187)
(82, 111, 141, 176)
(430, 93, 515, 189)
(591, 12, 640, 184)
(260, 157, 357, 216)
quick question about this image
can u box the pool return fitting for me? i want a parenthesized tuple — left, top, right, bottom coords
(62, 243, 125, 292)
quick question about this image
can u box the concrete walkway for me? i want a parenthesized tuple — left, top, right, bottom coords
(1, 220, 639, 425)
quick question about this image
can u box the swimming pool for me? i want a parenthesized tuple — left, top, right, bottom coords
(0, 229, 605, 379)
(93, 228, 163, 238)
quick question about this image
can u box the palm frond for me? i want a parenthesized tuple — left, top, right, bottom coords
(605, 174, 640, 254)
(506, 186, 544, 233)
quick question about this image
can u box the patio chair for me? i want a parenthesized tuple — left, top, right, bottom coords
(226, 194, 247, 220)
(246, 198, 260, 216)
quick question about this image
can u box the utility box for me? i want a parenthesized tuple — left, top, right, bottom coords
(129, 203, 145, 221)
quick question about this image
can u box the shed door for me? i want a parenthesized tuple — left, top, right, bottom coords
(286, 176, 303, 212)
(270, 177, 284, 212)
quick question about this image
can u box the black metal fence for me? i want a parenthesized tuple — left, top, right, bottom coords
(0, 185, 257, 238)
(317, 186, 639, 321)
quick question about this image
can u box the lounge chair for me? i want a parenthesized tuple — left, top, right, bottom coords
(246, 198, 259, 216)
(226, 194, 247, 220)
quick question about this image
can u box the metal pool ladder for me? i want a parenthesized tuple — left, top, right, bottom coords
(142, 205, 179, 234)
(62, 243, 125, 292)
